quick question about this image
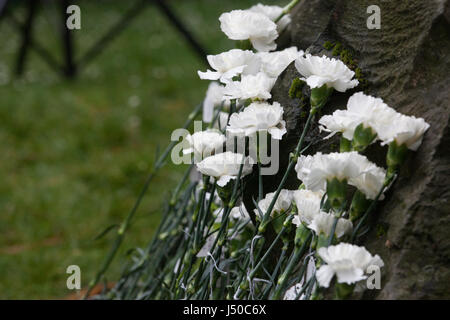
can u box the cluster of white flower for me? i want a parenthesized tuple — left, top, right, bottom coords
(182, 1, 431, 297)
(319, 92, 430, 151)
(191, 4, 303, 188)
(295, 151, 386, 200)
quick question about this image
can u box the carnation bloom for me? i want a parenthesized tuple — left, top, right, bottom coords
(248, 4, 291, 32)
(198, 49, 261, 84)
(183, 129, 226, 160)
(349, 160, 386, 200)
(378, 114, 430, 151)
(318, 92, 398, 141)
(254, 189, 293, 217)
(307, 211, 353, 238)
(226, 101, 287, 140)
(257, 47, 302, 78)
(213, 203, 250, 224)
(292, 189, 324, 225)
(316, 243, 384, 288)
(230, 203, 251, 221)
(219, 10, 278, 52)
(196, 152, 253, 187)
(295, 152, 386, 200)
(203, 82, 230, 123)
(294, 54, 358, 92)
(223, 72, 276, 101)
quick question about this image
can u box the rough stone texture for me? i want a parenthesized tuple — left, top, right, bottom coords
(244, 0, 450, 299)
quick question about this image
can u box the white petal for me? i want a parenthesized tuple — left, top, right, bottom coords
(316, 265, 335, 288)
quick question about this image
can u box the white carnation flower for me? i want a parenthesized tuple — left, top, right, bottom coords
(198, 49, 261, 84)
(257, 47, 302, 78)
(307, 211, 353, 238)
(294, 54, 358, 92)
(254, 189, 293, 217)
(316, 243, 384, 288)
(248, 4, 291, 32)
(196, 152, 253, 187)
(226, 101, 287, 140)
(230, 203, 251, 221)
(203, 82, 230, 123)
(349, 160, 386, 200)
(219, 10, 278, 52)
(318, 92, 399, 141)
(223, 72, 276, 101)
(378, 114, 430, 151)
(292, 189, 324, 225)
(295, 152, 386, 200)
(183, 129, 226, 160)
(214, 203, 251, 224)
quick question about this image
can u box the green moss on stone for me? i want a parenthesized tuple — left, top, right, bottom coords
(332, 42, 343, 55)
(323, 41, 334, 50)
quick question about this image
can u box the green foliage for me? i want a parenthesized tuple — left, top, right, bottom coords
(331, 42, 343, 56)
(288, 77, 306, 100)
(0, 0, 260, 299)
(323, 41, 334, 50)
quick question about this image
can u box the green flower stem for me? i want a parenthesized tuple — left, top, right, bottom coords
(271, 233, 312, 300)
(276, 0, 301, 23)
(193, 178, 210, 252)
(258, 160, 264, 202)
(84, 103, 202, 299)
(260, 108, 318, 232)
(205, 161, 246, 274)
(242, 100, 323, 298)
(351, 173, 397, 242)
(261, 240, 289, 298)
(328, 216, 339, 246)
(326, 206, 346, 247)
(246, 216, 293, 285)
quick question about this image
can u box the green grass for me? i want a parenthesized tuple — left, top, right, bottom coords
(0, 0, 284, 299)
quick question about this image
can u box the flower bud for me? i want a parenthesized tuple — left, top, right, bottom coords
(310, 85, 333, 110)
(349, 190, 371, 221)
(386, 140, 408, 171)
(352, 123, 377, 152)
(335, 282, 355, 300)
(236, 39, 252, 50)
(315, 234, 330, 251)
(216, 181, 233, 203)
(326, 178, 348, 211)
(294, 223, 310, 247)
(340, 137, 352, 153)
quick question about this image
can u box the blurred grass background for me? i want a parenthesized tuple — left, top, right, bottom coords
(0, 0, 283, 299)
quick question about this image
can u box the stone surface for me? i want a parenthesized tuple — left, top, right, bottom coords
(244, 0, 450, 299)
